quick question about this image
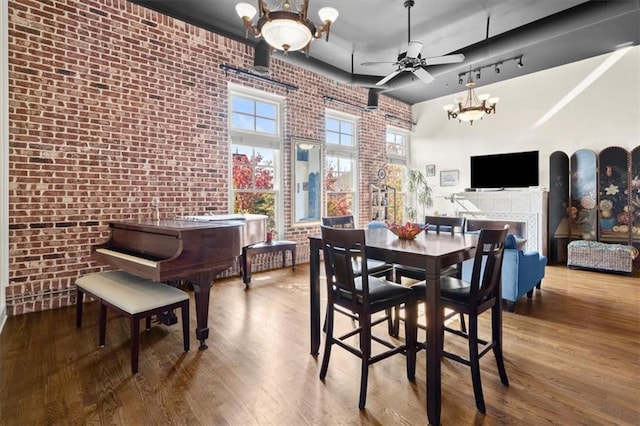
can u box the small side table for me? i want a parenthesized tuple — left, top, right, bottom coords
(241, 240, 297, 285)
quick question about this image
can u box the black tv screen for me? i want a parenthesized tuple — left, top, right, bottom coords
(470, 151, 539, 189)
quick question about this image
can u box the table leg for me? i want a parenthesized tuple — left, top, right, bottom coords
(309, 238, 321, 355)
(292, 247, 296, 271)
(425, 262, 442, 425)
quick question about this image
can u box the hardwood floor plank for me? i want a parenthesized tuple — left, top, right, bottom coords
(0, 264, 639, 425)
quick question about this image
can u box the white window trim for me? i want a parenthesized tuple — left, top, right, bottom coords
(325, 109, 359, 216)
(228, 84, 284, 235)
(386, 125, 409, 164)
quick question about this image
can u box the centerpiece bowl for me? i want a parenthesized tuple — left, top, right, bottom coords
(384, 221, 428, 240)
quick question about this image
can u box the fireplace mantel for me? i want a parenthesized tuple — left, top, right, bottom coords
(455, 190, 548, 255)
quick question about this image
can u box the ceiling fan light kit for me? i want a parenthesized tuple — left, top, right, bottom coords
(235, 1, 338, 55)
(361, 0, 465, 86)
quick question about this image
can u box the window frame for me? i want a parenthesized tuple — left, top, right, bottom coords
(228, 84, 285, 235)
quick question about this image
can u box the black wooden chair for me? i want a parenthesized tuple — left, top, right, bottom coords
(409, 226, 510, 413)
(322, 215, 394, 280)
(393, 215, 467, 334)
(322, 215, 396, 334)
(319, 225, 417, 409)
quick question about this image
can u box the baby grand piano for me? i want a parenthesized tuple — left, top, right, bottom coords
(91, 215, 267, 350)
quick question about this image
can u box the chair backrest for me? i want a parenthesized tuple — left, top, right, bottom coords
(322, 215, 355, 229)
(320, 225, 370, 307)
(468, 226, 509, 305)
(424, 215, 466, 235)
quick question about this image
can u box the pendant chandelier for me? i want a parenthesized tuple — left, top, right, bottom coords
(443, 76, 499, 125)
(235, 1, 339, 55)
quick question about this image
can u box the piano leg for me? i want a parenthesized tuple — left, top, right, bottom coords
(190, 271, 214, 350)
(190, 264, 233, 350)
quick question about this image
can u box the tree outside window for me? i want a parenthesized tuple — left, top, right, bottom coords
(232, 144, 276, 230)
(325, 155, 354, 216)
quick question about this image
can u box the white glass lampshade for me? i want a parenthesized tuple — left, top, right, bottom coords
(261, 19, 313, 52)
(443, 104, 454, 111)
(235, 2, 257, 19)
(477, 93, 490, 101)
(318, 7, 339, 23)
(458, 109, 485, 122)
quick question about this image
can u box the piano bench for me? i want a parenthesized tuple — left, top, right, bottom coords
(75, 270, 190, 374)
(241, 240, 297, 285)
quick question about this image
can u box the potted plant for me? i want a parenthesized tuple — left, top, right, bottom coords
(405, 168, 433, 223)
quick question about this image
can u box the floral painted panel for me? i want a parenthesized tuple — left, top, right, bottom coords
(549, 151, 570, 262)
(632, 146, 640, 246)
(569, 149, 598, 241)
(598, 146, 630, 244)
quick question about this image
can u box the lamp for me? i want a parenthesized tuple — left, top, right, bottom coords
(366, 88, 379, 110)
(235, 1, 338, 55)
(250, 40, 272, 75)
(443, 75, 499, 125)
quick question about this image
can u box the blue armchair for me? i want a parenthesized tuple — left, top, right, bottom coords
(462, 234, 547, 312)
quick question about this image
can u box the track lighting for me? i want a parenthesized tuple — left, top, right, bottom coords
(517, 57, 524, 68)
(495, 64, 500, 74)
(476, 70, 481, 80)
(458, 76, 464, 85)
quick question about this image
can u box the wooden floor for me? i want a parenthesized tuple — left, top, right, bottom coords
(1, 264, 639, 425)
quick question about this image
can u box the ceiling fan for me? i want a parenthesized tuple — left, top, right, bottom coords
(362, 0, 465, 86)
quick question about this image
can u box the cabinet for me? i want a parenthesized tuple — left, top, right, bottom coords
(371, 184, 398, 223)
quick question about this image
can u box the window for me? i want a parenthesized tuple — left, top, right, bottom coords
(231, 145, 277, 228)
(325, 116, 354, 147)
(229, 85, 283, 233)
(230, 94, 278, 135)
(386, 129, 406, 157)
(325, 112, 358, 216)
(385, 127, 410, 222)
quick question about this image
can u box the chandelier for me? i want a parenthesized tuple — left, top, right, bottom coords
(235, 1, 339, 55)
(443, 76, 499, 125)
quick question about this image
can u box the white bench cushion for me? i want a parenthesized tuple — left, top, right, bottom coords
(76, 270, 189, 315)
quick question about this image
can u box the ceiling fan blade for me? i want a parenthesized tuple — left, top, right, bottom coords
(376, 69, 402, 86)
(422, 53, 466, 66)
(406, 41, 423, 58)
(361, 61, 397, 66)
(413, 67, 435, 84)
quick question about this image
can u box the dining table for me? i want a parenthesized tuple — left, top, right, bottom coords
(308, 226, 480, 425)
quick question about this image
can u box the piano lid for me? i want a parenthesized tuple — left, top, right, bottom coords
(180, 214, 267, 247)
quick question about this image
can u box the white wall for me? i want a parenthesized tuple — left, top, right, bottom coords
(411, 46, 640, 216)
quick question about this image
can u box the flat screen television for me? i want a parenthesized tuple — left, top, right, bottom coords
(470, 150, 539, 189)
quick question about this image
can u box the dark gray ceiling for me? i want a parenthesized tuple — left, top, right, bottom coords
(129, 0, 640, 105)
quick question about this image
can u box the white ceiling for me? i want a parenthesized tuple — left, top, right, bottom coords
(130, 0, 640, 104)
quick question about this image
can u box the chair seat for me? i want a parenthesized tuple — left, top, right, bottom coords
(394, 264, 458, 281)
(336, 276, 412, 307)
(411, 276, 470, 303)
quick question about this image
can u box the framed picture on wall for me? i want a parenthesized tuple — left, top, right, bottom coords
(440, 170, 459, 187)
(426, 164, 436, 177)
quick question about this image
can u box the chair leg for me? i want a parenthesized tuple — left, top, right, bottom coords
(99, 303, 107, 348)
(492, 303, 509, 387)
(131, 316, 140, 374)
(468, 315, 486, 413)
(76, 289, 84, 328)
(405, 300, 418, 382)
(507, 301, 516, 313)
(358, 314, 372, 410)
(459, 313, 467, 332)
(319, 305, 334, 380)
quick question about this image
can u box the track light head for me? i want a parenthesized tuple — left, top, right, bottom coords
(495, 64, 500, 74)
(517, 57, 524, 68)
(475, 70, 481, 80)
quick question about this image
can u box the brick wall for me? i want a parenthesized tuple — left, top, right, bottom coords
(7, 0, 412, 315)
